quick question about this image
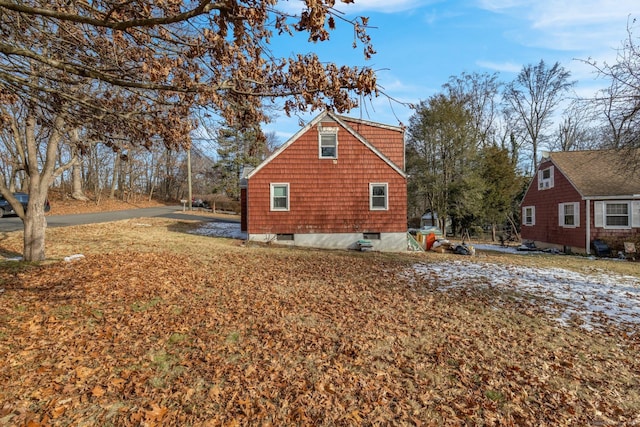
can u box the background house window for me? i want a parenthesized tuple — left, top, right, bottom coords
(319, 128, 338, 158)
(270, 183, 289, 211)
(605, 202, 629, 227)
(538, 166, 554, 190)
(594, 201, 636, 228)
(523, 206, 535, 226)
(369, 183, 388, 210)
(559, 202, 579, 227)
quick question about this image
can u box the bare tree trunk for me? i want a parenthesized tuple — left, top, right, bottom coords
(109, 152, 120, 199)
(23, 195, 48, 261)
(22, 112, 68, 261)
(71, 157, 89, 201)
(69, 130, 89, 201)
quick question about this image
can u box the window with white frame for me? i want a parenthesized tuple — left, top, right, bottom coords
(522, 206, 535, 226)
(606, 203, 629, 226)
(593, 201, 640, 229)
(370, 183, 388, 210)
(538, 166, 554, 190)
(319, 127, 338, 159)
(270, 183, 289, 211)
(559, 202, 579, 228)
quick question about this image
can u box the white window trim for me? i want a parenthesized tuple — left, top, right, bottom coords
(369, 183, 388, 211)
(522, 206, 535, 226)
(538, 166, 554, 190)
(319, 127, 338, 159)
(270, 183, 289, 211)
(594, 200, 632, 229)
(558, 202, 580, 228)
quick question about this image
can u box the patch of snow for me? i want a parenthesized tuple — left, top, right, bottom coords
(411, 259, 640, 332)
(64, 254, 85, 262)
(189, 221, 247, 240)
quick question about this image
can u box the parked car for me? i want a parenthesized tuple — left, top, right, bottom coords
(0, 192, 50, 218)
(191, 198, 210, 209)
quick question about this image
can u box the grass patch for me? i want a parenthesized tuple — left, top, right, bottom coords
(131, 297, 162, 312)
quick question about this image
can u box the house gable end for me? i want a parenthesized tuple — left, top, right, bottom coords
(247, 111, 406, 180)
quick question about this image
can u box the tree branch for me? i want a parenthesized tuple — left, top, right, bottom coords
(0, 0, 225, 30)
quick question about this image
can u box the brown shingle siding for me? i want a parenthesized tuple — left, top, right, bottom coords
(247, 113, 406, 236)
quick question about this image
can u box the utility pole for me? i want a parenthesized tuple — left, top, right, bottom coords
(187, 146, 193, 210)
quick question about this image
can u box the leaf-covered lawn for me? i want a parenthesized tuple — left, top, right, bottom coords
(1, 220, 639, 426)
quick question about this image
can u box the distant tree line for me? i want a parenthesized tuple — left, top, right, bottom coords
(407, 21, 640, 240)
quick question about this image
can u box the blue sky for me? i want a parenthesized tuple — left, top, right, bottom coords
(263, 0, 640, 143)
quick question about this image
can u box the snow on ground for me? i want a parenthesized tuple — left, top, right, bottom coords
(191, 223, 639, 332)
(412, 259, 640, 332)
(189, 221, 247, 240)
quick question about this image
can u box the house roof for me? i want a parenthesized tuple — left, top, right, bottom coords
(548, 149, 640, 197)
(246, 110, 406, 179)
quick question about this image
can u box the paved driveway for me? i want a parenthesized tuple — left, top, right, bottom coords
(0, 206, 238, 233)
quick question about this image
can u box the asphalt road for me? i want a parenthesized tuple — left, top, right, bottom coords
(0, 205, 238, 233)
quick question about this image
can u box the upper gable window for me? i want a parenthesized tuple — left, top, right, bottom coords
(538, 166, 554, 190)
(319, 127, 338, 159)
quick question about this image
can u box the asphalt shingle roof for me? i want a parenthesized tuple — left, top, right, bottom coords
(549, 149, 640, 197)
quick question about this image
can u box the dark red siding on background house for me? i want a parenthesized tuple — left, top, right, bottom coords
(520, 159, 586, 249)
(247, 121, 406, 236)
(521, 150, 640, 254)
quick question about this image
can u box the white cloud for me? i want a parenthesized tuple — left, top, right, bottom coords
(476, 60, 523, 73)
(476, 0, 639, 53)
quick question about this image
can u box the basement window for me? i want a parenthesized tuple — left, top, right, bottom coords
(276, 234, 294, 241)
(363, 232, 381, 240)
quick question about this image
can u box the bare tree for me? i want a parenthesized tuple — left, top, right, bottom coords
(503, 60, 575, 172)
(0, 0, 381, 261)
(551, 100, 601, 152)
(584, 20, 640, 152)
(444, 72, 502, 148)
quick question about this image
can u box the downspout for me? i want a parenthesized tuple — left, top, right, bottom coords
(585, 197, 591, 255)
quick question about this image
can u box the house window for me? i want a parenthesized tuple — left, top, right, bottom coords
(538, 166, 554, 190)
(319, 127, 338, 159)
(270, 183, 289, 211)
(523, 206, 535, 226)
(363, 232, 381, 240)
(370, 183, 388, 210)
(559, 202, 579, 228)
(276, 234, 294, 241)
(594, 201, 638, 229)
(605, 202, 629, 227)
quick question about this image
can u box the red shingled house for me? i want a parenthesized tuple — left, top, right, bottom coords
(520, 149, 640, 254)
(240, 111, 407, 251)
